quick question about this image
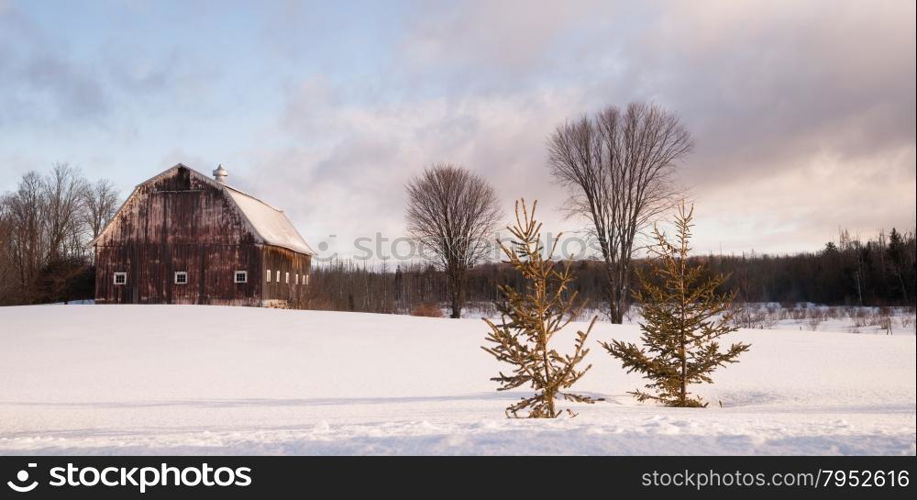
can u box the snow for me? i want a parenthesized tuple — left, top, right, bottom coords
(726, 303, 916, 335)
(224, 186, 314, 255)
(466, 302, 917, 336)
(0, 304, 913, 455)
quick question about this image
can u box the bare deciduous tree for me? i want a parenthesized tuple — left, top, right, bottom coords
(549, 102, 693, 323)
(0, 203, 17, 301)
(44, 163, 89, 260)
(3, 172, 47, 292)
(82, 179, 120, 241)
(406, 163, 501, 318)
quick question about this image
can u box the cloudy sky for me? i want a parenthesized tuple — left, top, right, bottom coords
(1, 0, 914, 260)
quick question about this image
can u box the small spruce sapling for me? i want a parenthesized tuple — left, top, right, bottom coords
(482, 199, 597, 418)
(602, 202, 750, 407)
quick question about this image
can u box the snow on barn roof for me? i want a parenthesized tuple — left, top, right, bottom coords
(223, 185, 315, 255)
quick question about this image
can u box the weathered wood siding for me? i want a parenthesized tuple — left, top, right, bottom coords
(261, 245, 312, 306)
(95, 166, 264, 305)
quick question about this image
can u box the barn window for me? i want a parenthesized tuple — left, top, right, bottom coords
(266, 270, 271, 283)
(174, 271, 188, 285)
(305, 274, 310, 286)
(234, 271, 248, 284)
(285, 272, 290, 284)
(275, 270, 281, 282)
(295, 274, 299, 285)
(113, 272, 127, 285)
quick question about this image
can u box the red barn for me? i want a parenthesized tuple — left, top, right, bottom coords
(93, 163, 313, 307)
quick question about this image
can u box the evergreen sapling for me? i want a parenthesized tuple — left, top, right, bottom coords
(482, 200, 598, 418)
(602, 202, 750, 407)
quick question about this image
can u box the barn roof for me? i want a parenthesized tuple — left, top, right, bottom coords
(223, 185, 315, 255)
(93, 164, 314, 255)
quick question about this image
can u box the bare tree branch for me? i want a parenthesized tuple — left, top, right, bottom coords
(82, 179, 119, 241)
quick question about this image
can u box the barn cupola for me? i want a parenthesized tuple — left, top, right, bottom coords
(213, 164, 228, 184)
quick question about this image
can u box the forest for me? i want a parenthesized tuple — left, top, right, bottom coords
(0, 164, 118, 305)
(302, 227, 916, 316)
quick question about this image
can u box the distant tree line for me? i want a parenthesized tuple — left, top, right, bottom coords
(303, 228, 916, 316)
(0, 164, 119, 305)
(706, 228, 916, 307)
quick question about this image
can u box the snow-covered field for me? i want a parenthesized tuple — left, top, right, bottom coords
(0, 304, 914, 455)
